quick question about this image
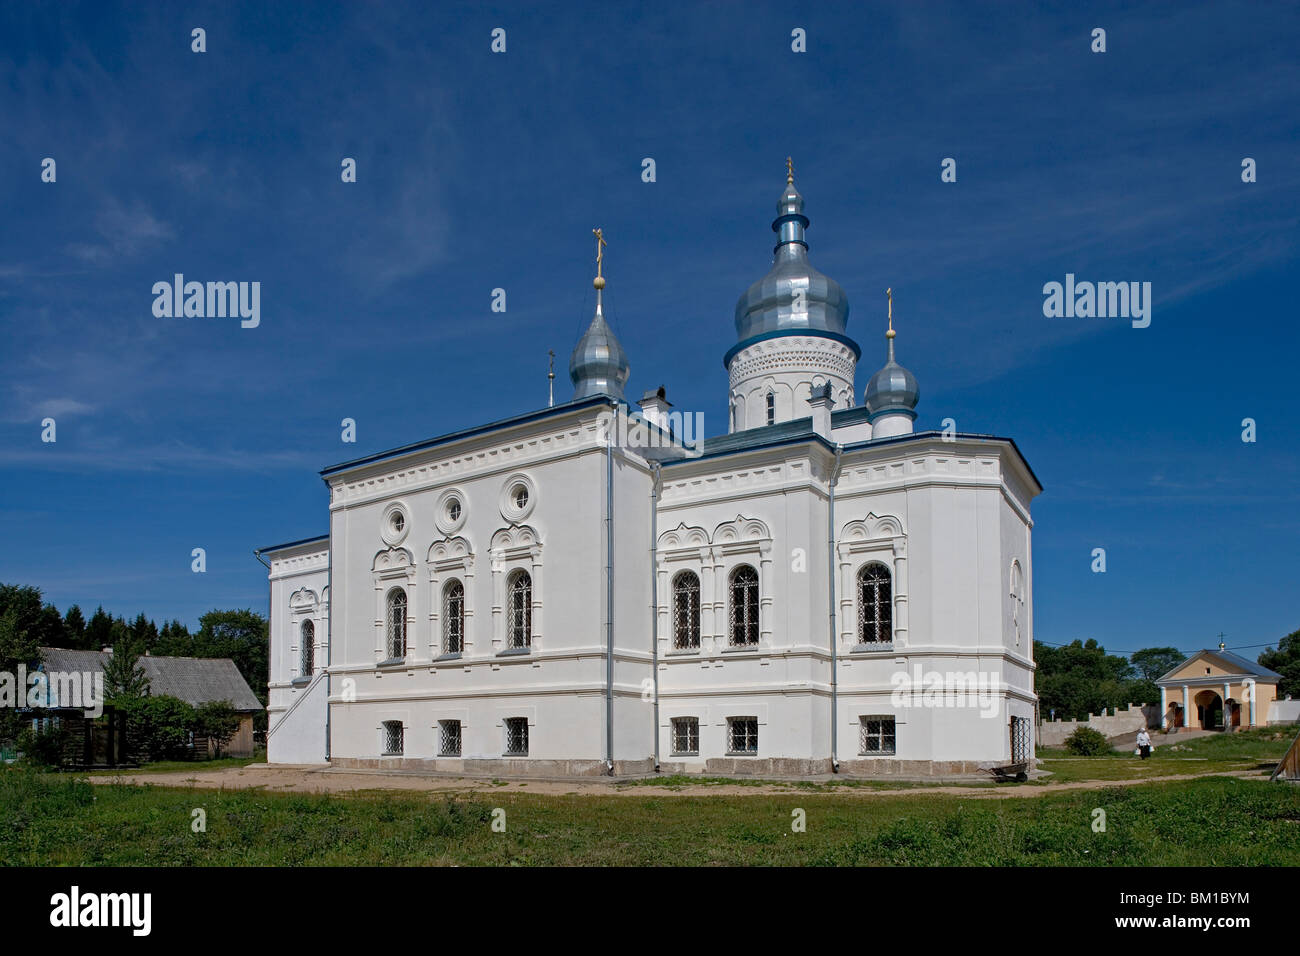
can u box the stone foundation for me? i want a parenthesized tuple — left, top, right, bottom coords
(329, 755, 987, 778)
(328, 756, 656, 777)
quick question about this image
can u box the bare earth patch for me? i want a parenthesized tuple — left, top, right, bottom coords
(83, 763, 1273, 799)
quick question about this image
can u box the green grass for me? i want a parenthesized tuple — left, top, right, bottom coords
(84, 753, 267, 776)
(3, 767, 1298, 866)
(1036, 728, 1292, 784)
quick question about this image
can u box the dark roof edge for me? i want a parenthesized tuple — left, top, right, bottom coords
(256, 533, 330, 555)
(320, 394, 616, 479)
(840, 429, 1043, 493)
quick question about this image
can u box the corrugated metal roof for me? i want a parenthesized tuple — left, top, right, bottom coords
(38, 647, 263, 711)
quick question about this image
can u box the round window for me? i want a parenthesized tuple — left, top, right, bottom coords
(390, 512, 404, 534)
(447, 498, 462, 521)
(512, 485, 529, 510)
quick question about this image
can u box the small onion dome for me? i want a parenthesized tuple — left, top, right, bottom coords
(733, 176, 850, 343)
(863, 331, 919, 418)
(570, 283, 630, 401)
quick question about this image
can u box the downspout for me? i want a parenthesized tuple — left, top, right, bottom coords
(605, 426, 615, 774)
(325, 515, 334, 763)
(255, 549, 271, 756)
(828, 444, 844, 773)
(650, 461, 662, 772)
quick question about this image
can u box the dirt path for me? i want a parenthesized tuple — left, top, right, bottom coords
(84, 763, 1272, 799)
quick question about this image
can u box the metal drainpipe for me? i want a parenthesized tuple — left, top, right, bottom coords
(828, 444, 844, 773)
(650, 461, 662, 772)
(324, 517, 334, 762)
(605, 428, 615, 774)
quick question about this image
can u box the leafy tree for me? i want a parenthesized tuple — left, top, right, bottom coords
(103, 644, 150, 703)
(1259, 628, 1300, 699)
(193, 609, 268, 724)
(1131, 647, 1185, 682)
(1035, 639, 1156, 720)
(194, 700, 240, 757)
(0, 583, 66, 649)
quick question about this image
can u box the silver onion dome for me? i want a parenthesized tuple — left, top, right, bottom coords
(733, 176, 850, 342)
(863, 332, 919, 417)
(570, 283, 630, 401)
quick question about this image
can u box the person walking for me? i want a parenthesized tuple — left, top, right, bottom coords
(1136, 728, 1152, 760)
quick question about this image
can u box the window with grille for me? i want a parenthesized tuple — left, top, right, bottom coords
(507, 570, 532, 648)
(442, 579, 465, 654)
(727, 717, 758, 754)
(765, 392, 775, 425)
(672, 571, 701, 649)
(859, 716, 896, 755)
(299, 619, 314, 676)
(382, 720, 404, 755)
(386, 587, 407, 659)
(505, 717, 529, 756)
(671, 717, 699, 755)
(729, 565, 760, 646)
(857, 563, 892, 644)
(439, 719, 462, 757)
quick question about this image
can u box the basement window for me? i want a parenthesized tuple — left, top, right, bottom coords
(727, 717, 758, 755)
(671, 717, 699, 756)
(382, 721, 404, 756)
(859, 716, 896, 755)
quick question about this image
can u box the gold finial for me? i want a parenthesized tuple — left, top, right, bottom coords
(886, 287, 895, 338)
(592, 228, 608, 289)
(786, 156, 794, 184)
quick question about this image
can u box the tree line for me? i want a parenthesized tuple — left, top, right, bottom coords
(1035, 633, 1300, 721)
(0, 582, 270, 737)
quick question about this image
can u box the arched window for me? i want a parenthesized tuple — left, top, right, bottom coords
(443, 579, 465, 654)
(386, 587, 407, 659)
(299, 620, 314, 676)
(857, 563, 892, 644)
(729, 564, 760, 646)
(672, 570, 701, 649)
(765, 392, 775, 425)
(507, 570, 532, 648)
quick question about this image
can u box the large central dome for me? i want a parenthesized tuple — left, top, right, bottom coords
(733, 178, 850, 343)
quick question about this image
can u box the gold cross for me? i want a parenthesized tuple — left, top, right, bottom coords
(886, 287, 893, 331)
(593, 228, 607, 279)
(786, 156, 794, 184)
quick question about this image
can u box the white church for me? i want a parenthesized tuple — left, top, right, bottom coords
(259, 168, 1042, 777)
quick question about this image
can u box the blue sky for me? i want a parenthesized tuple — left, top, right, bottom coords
(1, 1, 1297, 658)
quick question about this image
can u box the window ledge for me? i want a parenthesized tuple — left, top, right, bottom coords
(851, 643, 894, 654)
(290, 676, 312, 687)
(497, 647, 531, 658)
(433, 652, 463, 663)
(670, 752, 699, 758)
(376, 657, 406, 668)
(859, 751, 898, 757)
(725, 751, 759, 757)
(666, 647, 701, 656)
(721, 644, 760, 654)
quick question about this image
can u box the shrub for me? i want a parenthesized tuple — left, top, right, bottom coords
(1064, 726, 1111, 756)
(16, 721, 71, 768)
(120, 695, 196, 762)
